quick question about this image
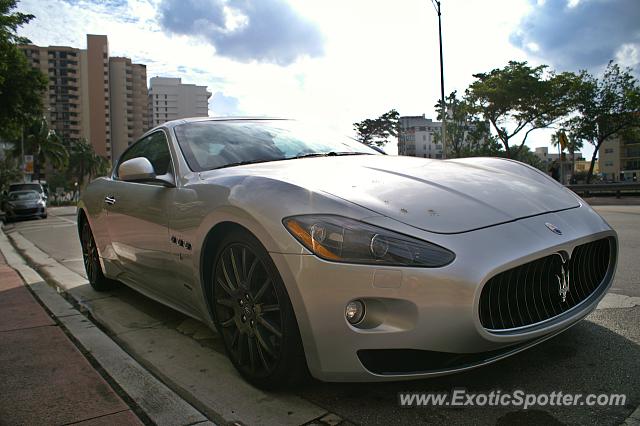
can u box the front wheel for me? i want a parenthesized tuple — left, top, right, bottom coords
(80, 219, 114, 291)
(211, 230, 307, 389)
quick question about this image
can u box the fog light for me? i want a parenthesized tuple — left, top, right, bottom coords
(345, 300, 365, 324)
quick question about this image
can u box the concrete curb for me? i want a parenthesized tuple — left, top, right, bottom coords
(2, 225, 333, 425)
(624, 406, 640, 426)
(0, 228, 212, 426)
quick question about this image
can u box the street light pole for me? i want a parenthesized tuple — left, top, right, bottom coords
(431, 0, 446, 159)
(21, 125, 25, 182)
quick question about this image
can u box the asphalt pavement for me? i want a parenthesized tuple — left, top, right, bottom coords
(2, 205, 639, 426)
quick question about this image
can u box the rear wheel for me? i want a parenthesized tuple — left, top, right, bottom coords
(80, 219, 114, 291)
(211, 230, 307, 389)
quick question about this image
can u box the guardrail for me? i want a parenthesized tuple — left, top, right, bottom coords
(567, 183, 640, 198)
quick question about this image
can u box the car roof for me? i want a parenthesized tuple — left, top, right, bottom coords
(157, 116, 288, 131)
(133, 117, 291, 146)
(10, 182, 43, 187)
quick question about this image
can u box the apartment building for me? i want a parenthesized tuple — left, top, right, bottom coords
(109, 57, 149, 160)
(21, 35, 111, 158)
(398, 115, 443, 158)
(599, 133, 640, 181)
(20, 35, 149, 162)
(149, 77, 211, 127)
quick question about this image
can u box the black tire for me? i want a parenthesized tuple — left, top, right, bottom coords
(80, 219, 114, 291)
(211, 229, 308, 389)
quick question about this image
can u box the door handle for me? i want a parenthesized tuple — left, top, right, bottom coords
(104, 195, 116, 205)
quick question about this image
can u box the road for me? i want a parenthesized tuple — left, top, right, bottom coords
(3, 206, 639, 425)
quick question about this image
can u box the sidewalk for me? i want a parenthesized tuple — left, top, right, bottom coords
(0, 251, 143, 425)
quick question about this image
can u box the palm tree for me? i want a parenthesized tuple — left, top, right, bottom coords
(11, 118, 69, 180)
(67, 138, 110, 192)
(551, 130, 583, 183)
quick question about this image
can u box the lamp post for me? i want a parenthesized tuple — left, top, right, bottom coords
(430, 0, 446, 159)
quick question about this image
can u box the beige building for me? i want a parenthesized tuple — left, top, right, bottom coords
(149, 77, 211, 127)
(20, 35, 150, 162)
(109, 57, 149, 160)
(21, 35, 111, 158)
(535, 147, 598, 181)
(599, 134, 640, 181)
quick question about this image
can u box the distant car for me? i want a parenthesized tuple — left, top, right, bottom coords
(78, 117, 618, 388)
(3, 190, 47, 222)
(9, 182, 48, 202)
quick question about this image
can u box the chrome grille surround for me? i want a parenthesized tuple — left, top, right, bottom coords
(479, 237, 615, 332)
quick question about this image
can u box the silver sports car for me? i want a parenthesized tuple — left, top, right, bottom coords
(78, 117, 617, 388)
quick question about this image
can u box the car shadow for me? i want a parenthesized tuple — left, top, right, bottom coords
(85, 280, 640, 425)
(296, 309, 640, 425)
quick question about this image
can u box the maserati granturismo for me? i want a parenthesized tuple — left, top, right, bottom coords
(78, 117, 617, 388)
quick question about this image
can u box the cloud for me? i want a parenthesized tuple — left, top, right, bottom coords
(157, 0, 324, 66)
(510, 0, 640, 72)
(210, 91, 241, 116)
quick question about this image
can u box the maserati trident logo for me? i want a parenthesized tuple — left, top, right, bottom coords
(545, 222, 563, 235)
(555, 254, 571, 303)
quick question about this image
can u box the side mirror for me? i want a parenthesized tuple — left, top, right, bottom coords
(119, 157, 156, 181)
(118, 157, 175, 187)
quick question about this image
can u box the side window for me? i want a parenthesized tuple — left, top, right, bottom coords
(116, 131, 172, 178)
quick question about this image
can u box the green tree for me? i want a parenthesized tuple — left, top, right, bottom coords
(0, 156, 21, 193)
(458, 135, 504, 158)
(433, 91, 492, 158)
(508, 145, 545, 171)
(66, 139, 110, 191)
(466, 61, 578, 160)
(10, 118, 69, 180)
(0, 0, 46, 140)
(353, 109, 399, 147)
(564, 62, 640, 183)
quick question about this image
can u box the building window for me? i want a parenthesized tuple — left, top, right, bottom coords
(604, 148, 614, 154)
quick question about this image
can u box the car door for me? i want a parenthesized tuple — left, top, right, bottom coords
(105, 130, 176, 300)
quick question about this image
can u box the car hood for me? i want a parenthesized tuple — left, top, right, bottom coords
(209, 155, 581, 234)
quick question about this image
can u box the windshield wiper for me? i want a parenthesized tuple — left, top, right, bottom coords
(213, 159, 274, 169)
(214, 152, 373, 170)
(294, 152, 372, 159)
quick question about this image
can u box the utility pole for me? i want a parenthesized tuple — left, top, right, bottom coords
(21, 125, 25, 182)
(431, 0, 446, 159)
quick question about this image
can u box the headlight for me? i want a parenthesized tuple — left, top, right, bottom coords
(283, 215, 455, 267)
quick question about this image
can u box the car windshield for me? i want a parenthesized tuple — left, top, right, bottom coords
(173, 120, 380, 172)
(9, 183, 43, 194)
(9, 191, 40, 201)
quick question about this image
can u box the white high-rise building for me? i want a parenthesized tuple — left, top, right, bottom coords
(149, 77, 211, 127)
(398, 115, 443, 158)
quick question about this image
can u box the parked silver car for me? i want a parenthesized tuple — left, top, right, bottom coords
(3, 190, 47, 222)
(78, 118, 617, 388)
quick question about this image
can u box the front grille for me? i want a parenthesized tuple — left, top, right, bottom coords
(479, 237, 613, 331)
(15, 208, 39, 215)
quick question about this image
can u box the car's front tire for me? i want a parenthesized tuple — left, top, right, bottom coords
(80, 219, 115, 291)
(211, 229, 308, 389)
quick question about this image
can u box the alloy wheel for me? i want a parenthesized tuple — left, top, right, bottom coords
(213, 243, 284, 377)
(81, 221, 98, 283)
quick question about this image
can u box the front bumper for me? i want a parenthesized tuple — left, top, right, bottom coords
(270, 204, 617, 382)
(5, 206, 46, 220)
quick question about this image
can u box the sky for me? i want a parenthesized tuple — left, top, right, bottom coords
(16, 0, 640, 158)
